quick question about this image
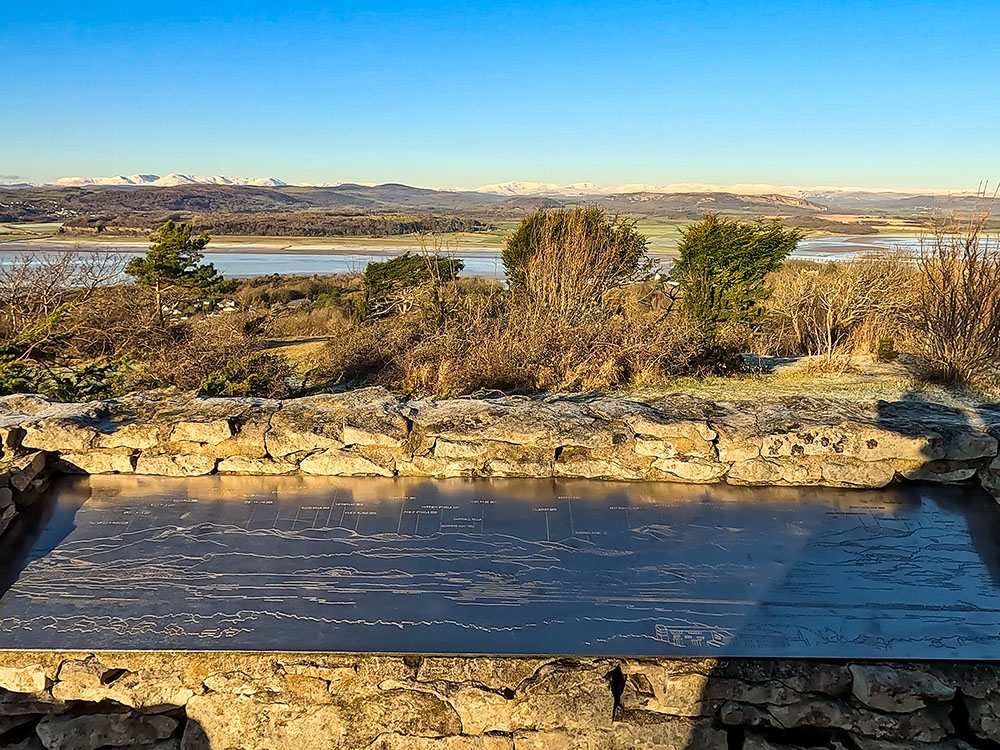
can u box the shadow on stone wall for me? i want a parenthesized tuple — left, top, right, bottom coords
(660, 392, 1000, 749)
(0, 685, 201, 750)
(660, 657, 1000, 750)
(2, 653, 1000, 749)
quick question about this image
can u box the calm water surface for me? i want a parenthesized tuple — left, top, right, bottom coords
(0, 235, 929, 278)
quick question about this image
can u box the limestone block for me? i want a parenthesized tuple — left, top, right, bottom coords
(635, 437, 716, 460)
(267, 388, 409, 458)
(555, 455, 646, 481)
(134, 453, 217, 477)
(217, 456, 298, 475)
(5, 451, 48, 492)
(416, 658, 548, 691)
(0, 497, 15, 537)
(55, 450, 136, 475)
(713, 660, 851, 696)
(652, 456, 728, 482)
(299, 449, 394, 477)
(715, 434, 761, 463)
(727, 458, 788, 485)
(169, 419, 234, 445)
(720, 699, 952, 742)
(395, 454, 482, 478)
(410, 397, 621, 450)
(52, 659, 195, 710)
(449, 664, 614, 735)
(0, 663, 47, 693)
(849, 664, 955, 712)
(365, 736, 513, 750)
(965, 695, 1000, 743)
(20, 408, 99, 452)
(184, 688, 460, 750)
(512, 720, 727, 750)
(94, 422, 161, 451)
(433, 439, 487, 459)
(619, 665, 807, 718)
(821, 459, 896, 488)
(35, 711, 178, 750)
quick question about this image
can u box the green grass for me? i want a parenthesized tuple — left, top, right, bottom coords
(622, 369, 998, 409)
(0, 222, 63, 243)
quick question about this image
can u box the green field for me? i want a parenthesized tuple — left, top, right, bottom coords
(0, 222, 63, 243)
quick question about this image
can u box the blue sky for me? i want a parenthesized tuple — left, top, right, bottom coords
(2, 1, 997, 189)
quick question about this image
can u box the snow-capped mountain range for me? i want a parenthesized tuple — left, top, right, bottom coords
(0, 174, 964, 198)
(53, 174, 289, 188)
(473, 181, 961, 198)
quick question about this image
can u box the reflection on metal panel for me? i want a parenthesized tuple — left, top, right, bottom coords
(0, 474, 998, 657)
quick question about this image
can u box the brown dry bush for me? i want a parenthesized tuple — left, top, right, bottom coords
(0, 251, 124, 340)
(910, 212, 1000, 384)
(757, 256, 916, 359)
(318, 208, 731, 396)
(319, 292, 723, 396)
(125, 312, 268, 391)
(516, 208, 649, 320)
(63, 285, 175, 360)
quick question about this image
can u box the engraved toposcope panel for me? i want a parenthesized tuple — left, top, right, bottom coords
(1, 474, 999, 657)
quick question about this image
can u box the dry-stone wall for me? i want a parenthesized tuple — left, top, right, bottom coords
(0, 452, 48, 539)
(0, 388, 999, 496)
(3, 389, 1000, 749)
(0, 652, 998, 749)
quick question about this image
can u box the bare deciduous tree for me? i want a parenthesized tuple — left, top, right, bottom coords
(911, 191, 1000, 384)
(764, 255, 914, 362)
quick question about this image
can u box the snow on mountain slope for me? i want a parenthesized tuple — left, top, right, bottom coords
(54, 174, 287, 188)
(474, 181, 962, 197)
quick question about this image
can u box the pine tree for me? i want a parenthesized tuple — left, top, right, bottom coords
(125, 221, 233, 324)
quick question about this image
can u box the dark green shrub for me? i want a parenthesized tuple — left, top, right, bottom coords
(0, 360, 35, 396)
(198, 352, 295, 398)
(673, 215, 801, 338)
(877, 337, 899, 362)
(358, 253, 462, 321)
(40, 356, 132, 401)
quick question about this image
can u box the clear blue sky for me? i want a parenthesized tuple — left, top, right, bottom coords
(2, 1, 997, 189)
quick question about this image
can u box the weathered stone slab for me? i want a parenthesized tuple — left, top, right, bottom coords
(51, 659, 195, 710)
(184, 687, 461, 750)
(410, 397, 625, 450)
(217, 456, 298, 475)
(720, 699, 953, 742)
(849, 664, 955, 712)
(55, 450, 136, 475)
(5, 452, 48, 492)
(169, 419, 235, 445)
(512, 720, 727, 750)
(0, 663, 47, 693)
(35, 711, 178, 750)
(299, 449, 394, 477)
(267, 388, 409, 458)
(965, 695, 1000, 743)
(449, 664, 615, 734)
(653, 456, 728, 482)
(416, 658, 549, 690)
(134, 454, 217, 477)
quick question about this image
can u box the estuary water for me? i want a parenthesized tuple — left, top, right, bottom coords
(0, 235, 929, 278)
(1, 474, 998, 657)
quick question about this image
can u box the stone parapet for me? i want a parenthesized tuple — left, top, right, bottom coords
(0, 388, 997, 494)
(0, 652, 997, 749)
